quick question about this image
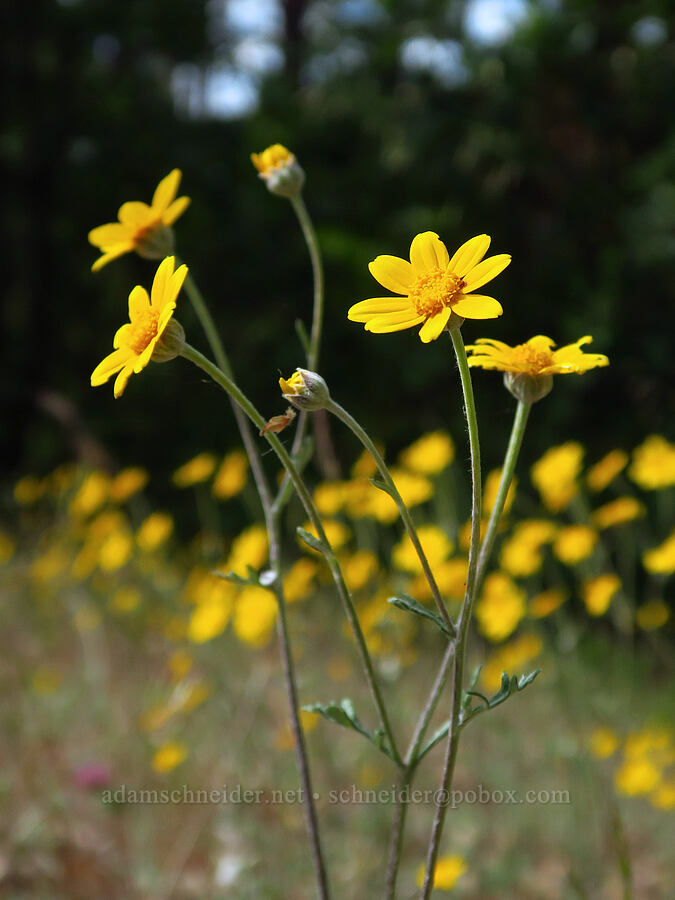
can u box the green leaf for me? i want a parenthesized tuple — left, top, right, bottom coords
(369, 477, 396, 498)
(213, 568, 258, 586)
(387, 594, 453, 637)
(302, 699, 395, 759)
(296, 526, 327, 554)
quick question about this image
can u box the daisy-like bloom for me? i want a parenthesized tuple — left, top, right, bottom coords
(348, 231, 510, 343)
(88, 169, 190, 271)
(467, 335, 608, 403)
(251, 143, 305, 197)
(90, 256, 188, 398)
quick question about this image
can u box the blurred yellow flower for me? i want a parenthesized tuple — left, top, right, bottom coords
(399, 430, 455, 475)
(340, 550, 378, 592)
(188, 593, 233, 644)
(466, 334, 608, 374)
(411, 557, 468, 602)
(300, 519, 351, 552)
(635, 600, 669, 631)
(588, 727, 619, 759)
(91, 257, 187, 398)
(553, 525, 598, 565)
(629, 435, 675, 490)
(349, 231, 509, 343)
(137, 511, 174, 552)
(614, 758, 661, 796)
(283, 558, 319, 603)
(624, 728, 674, 763)
(212, 450, 249, 500)
(173, 452, 217, 488)
(483, 468, 517, 515)
(529, 588, 566, 619)
(586, 450, 628, 492)
(500, 519, 557, 576)
(275, 709, 319, 751)
(109, 586, 142, 614)
(98, 527, 134, 571)
(415, 854, 467, 890)
(314, 481, 349, 516)
(88, 169, 190, 271)
(168, 650, 193, 681)
(651, 780, 675, 810)
(591, 497, 645, 530)
(226, 523, 269, 574)
(481, 633, 543, 692)
(251, 143, 295, 175)
(392, 524, 453, 574)
(583, 574, 621, 616)
(0, 532, 16, 565)
(152, 741, 188, 773)
(475, 572, 526, 642)
(69, 471, 110, 518)
(643, 531, 675, 575)
(458, 518, 487, 551)
(351, 447, 380, 479)
(531, 442, 584, 512)
(233, 586, 278, 647)
(14, 475, 45, 505)
(109, 467, 149, 503)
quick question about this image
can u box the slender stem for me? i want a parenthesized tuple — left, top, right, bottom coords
(178, 275, 328, 896)
(290, 194, 325, 371)
(384, 769, 412, 900)
(181, 267, 273, 510)
(475, 399, 531, 594)
(180, 343, 403, 767)
(418, 327, 483, 899)
(405, 641, 455, 767)
(275, 195, 326, 504)
(326, 398, 456, 639)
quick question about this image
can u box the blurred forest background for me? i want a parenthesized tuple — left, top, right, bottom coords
(3, 0, 674, 491)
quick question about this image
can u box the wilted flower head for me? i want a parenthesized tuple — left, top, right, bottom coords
(88, 170, 190, 271)
(251, 143, 305, 197)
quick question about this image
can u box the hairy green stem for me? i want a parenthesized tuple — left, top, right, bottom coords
(419, 327, 482, 899)
(326, 398, 456, 639)
(180, 342, 402, 767)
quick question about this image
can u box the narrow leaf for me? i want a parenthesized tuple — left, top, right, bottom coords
(387, 594, 453, 637)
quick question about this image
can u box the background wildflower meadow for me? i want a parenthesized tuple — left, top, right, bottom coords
(2, 1, 674, 898)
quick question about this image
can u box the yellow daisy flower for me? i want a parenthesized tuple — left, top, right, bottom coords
(466, 335, 609, 374)
(348, 231, 510, 343)
(88, 169, 190, 271)
(91, 256, 188, 398)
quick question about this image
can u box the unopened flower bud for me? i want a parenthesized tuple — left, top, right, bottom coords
(279, 368, 330, 411)
(503, 372, 553, 404)
(251, 144, 305, 198)
(152, 318, 185, 363)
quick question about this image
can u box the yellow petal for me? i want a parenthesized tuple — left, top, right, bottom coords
(448, 235, 491, 277)
(133, 341, 156, 373)
(364, 314, 424, 333)
(113, 364, 135, 398)
(462, 254, 511, 292)
(91, 348, 133, 386)
(128, 285, 150, 320)
(152, 169, 182, 213)
(452, 295, 503, 319)
(166, 263, 188, 308)
(150, 257, 175, 309)
(113, 323, 133, 349)
(418, 308, 452, 342)
(88, 222, 133, 247)
(347, 297, 412, 322)
(91, 243, 135, 272)
(409, 232, 449, 274)
(163, 196, 190, 225)
(368, 255, 413, 294)
(118, 201, 153, 225)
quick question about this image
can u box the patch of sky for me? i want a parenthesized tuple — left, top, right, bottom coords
(630, 16, 667, 47)
(400, 37, 468, 87)
(464, 0, 530, 46)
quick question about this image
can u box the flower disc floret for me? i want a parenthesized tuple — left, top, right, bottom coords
(90, 256, 188, 398)
(88, 170, 190, 271)
(348, 231, 510, 343)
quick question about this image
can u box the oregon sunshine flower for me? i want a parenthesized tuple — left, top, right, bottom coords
(348, 231, 510, 343)
(88, 170, 190, 271)
(90, 256, 187, 398)
(251, 143, 305, 197)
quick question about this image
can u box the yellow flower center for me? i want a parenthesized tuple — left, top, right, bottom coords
(408, 269, 465, 317)
(129, 308, 160, 354)
(511, 344, 554, 374)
